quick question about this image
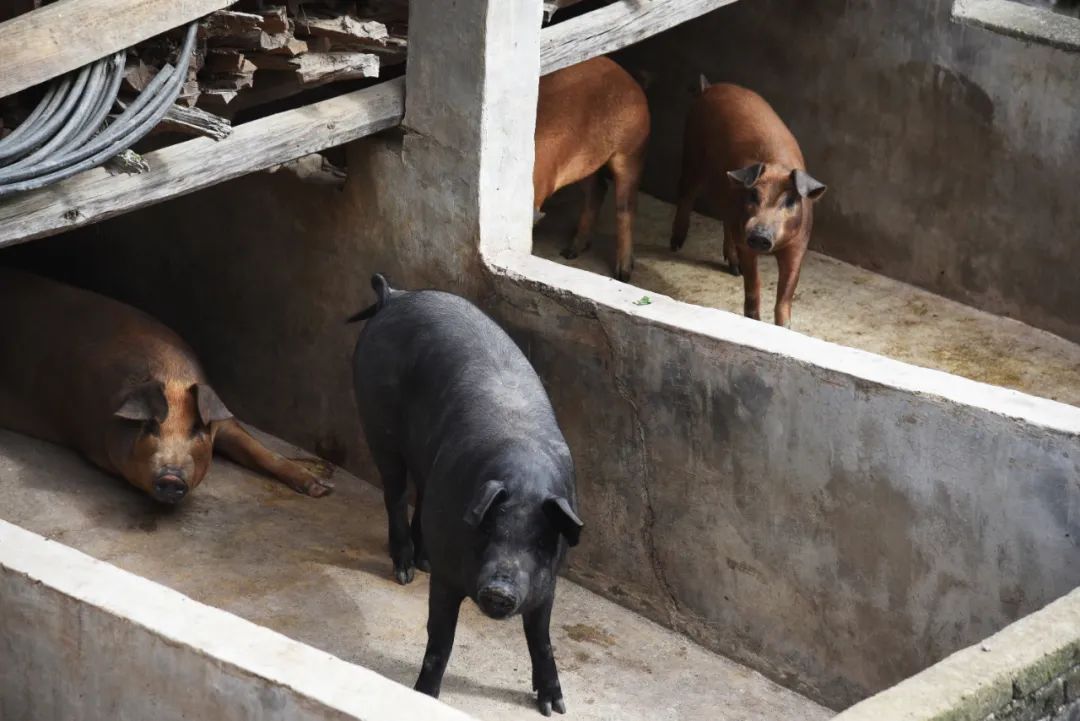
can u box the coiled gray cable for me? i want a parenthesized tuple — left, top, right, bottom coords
(0, 21, 198, 197)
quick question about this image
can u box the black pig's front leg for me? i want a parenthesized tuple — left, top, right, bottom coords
(524, 595, 565, 716)
(415, 577, 464, 698)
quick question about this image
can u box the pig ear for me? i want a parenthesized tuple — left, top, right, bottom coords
(192, 383, 233, 425)
(793, 169, 827, 201)
(114, 381, 168, 422)
(464, 480, 507, 528)
(728, 163, 765, 189)
(544, 497, 583, 547)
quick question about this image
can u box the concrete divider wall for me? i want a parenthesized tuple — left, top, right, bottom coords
(0, 521, 475, 721)
(835, 586, 1080, 721)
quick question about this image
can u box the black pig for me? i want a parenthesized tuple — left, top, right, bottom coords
(348, 274, 583, 716)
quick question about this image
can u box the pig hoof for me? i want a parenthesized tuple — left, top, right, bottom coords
(670, 236, 685, 252)
(560, 246, 581, 260)
(415, 557, 432, 573)
(536, 691, 566, 716)
(306, 482, 333, 498)
(727, 262, 741, 277)
(394, 565, 415, 585)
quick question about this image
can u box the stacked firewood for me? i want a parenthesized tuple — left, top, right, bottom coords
(123, 1, 408, 120)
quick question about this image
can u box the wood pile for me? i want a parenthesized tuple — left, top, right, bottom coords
(122, 1, 408, 120)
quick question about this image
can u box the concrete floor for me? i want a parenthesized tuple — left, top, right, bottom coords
(0, 428, 831, 721)
(535, 192, 1080, 407)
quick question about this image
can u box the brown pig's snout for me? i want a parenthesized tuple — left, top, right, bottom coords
(746, 226, 775, 253)
(152, 467, 189, 504)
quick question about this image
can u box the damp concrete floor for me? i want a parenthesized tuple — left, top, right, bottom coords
(0, 427, 831, 721)
(534, 192, 1080, 407)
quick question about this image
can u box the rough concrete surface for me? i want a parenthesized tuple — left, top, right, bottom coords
(0, 428, 831, 721)
(534, 191, 1080, 407)
(1, 522, 474, 721)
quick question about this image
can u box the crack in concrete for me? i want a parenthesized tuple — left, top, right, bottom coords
(592, 307, 682, 622)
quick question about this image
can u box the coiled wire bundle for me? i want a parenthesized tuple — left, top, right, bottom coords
(0, 21, 198, 198)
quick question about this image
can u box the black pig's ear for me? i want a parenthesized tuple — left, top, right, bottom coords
(793, 169, 827, 201)
(114, 381, 168, 422)
(192, 383, 233, 426)
(728, 163, 765, 189)
(465, 480, 507, 528)
(544, 497, 583, 547)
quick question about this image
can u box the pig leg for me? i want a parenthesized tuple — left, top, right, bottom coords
(524, 595, 566, 716)
(213, 420, 332, 497)
(610, 148, 645, 282)
(774, 243, 806, 329)
(723, 220, 741, 277)
(670, 174, 703, 253)
(737, 245, 762, 321)
(411, 483, 430, 573)
(560, 173, 607, 260)
(415, 577, 465, 698)
(372, 449, 416, 585)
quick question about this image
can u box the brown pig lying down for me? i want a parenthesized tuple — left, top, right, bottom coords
(0, 268, 333, 503)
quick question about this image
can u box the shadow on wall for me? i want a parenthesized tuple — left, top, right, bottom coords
(616, 0, 1080, 344)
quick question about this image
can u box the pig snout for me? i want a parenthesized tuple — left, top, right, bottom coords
(152, 467, 189, 504)
(477, 579, 521, 619)
(746, 227, 775, 253)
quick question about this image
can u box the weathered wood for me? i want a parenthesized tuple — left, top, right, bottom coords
(204, 48, 257, 74)
(159, 104, 233, 140)
(0, 0, 236, 100)
(543, 0, 588, 22)
(248, 51, 379, 86)
(539, 0, 741, 75)
(257, 5, 289, 33)
(122, 59, 159, 94)
(296, 15, 390, 47)
(0, 78, 405, 247)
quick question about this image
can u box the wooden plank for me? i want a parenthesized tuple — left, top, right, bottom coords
(0, 0, 237, 100)
(0, 77, 404, 248)
(539, 0, 741, 75)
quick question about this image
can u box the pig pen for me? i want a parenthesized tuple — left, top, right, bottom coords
(3, 1, 1080, 720)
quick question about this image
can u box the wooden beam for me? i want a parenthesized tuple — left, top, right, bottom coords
(0, 78, 404, 248)
(539, 0, 741, 75)
(0, 0, 237, 100)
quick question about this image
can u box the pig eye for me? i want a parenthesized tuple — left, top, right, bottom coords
(784, 193, 799, 208)
(747, 189, 761, 206)
(144, 419, 161, 437)
(190, 422, 207, 438)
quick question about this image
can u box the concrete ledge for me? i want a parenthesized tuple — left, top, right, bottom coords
(486, 250, 1080, 437)
(0, 520, 474, 721)
(953, 0, 1080, 52)
(833, 585, 1080, 720)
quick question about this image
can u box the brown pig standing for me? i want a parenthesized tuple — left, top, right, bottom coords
(535, 56, 650, 282)
(0, 268, 333, 503)
(671, 78, 827, 328)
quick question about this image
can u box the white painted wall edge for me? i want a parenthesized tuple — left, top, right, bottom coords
(485, 249, 1080, 436)
(0, 519, 476, 721)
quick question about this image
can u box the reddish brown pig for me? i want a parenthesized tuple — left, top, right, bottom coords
(535, 56, 650, 282)
(671, 79, 826, 328)
(0, 268, 332, 503)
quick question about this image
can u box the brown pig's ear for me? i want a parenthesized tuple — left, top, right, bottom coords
(192, 384, 233, 425)
(728, 163, 765, 189)
(114, 381, 168, 422)
(544, 496, 583, 547)
(793, 169, 827, 201)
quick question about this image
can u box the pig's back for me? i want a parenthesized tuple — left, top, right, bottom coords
(691, 83, 804, 171)
(353, 291, 563, 468)
(0, 268, 204, 443)
(534, 57, 650, 199)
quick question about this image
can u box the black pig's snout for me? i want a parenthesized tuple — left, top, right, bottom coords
(477, 582, 521, 620)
